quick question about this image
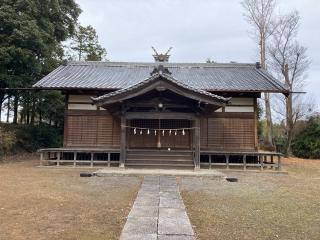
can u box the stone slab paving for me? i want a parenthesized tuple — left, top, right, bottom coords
(120, 175, 195, 240)
(96, 168, 226, 178)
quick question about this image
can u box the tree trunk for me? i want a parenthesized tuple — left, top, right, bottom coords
(13, 95, 18, 124)
(0, 94, 5, 122)
(20, 112, 24, 124)
(0, 101, 2, 123)
(260, 36, 274, 149)
(285, 93, 294, 156)
(264, 93, 274, 148)
(26, 103, 30, 124)
(6, 96, 10, 123)
(30, 96, 36, 125)
(284, 64, 293, 156)
(39, 109, 42, 124)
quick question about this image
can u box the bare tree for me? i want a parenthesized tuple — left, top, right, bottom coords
(268, 11, 311, 155)
(241, 0, 277, 148)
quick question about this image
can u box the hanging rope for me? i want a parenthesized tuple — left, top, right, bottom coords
(121, 125, 198, 131)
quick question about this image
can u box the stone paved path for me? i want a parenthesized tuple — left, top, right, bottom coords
(120, 175, 195, 240)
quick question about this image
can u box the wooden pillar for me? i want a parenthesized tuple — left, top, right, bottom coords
(264, 155, 267, 167)
(57, 152, 61, 167)
(278, 155, 282, 171)
(108, 152, 111, 167)
(39, 152, 43, 166)
(63, 94, 69, 147)
(119, 115, 126, 168)
(226, 155, 229, 169)
(209, 155, 212, 169)
(260, 155, 264, 170)
(253, 97, 259, 150)
(243, 155, 247, 170)
(73, 152, 77, 167)
(194, 118, 200, 170)
(90, 152, 94, 167)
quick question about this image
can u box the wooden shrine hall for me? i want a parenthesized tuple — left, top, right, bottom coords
(34, 50, 288, 170)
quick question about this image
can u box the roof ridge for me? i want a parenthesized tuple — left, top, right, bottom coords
(66, 61, 257, 68)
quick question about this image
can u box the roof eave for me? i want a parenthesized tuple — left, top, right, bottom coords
(92, 73, 229, 107)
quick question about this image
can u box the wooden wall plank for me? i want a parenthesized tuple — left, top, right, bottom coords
(64, 110, 120, 147)
(201, 112, 256, 151)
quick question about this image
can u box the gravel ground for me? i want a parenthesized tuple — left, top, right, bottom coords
(0, 160, 142, 240)
(179, 158, 320, 240)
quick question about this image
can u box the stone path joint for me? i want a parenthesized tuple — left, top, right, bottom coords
(120, 175, 195, 240)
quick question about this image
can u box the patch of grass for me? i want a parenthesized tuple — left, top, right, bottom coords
(0, 160, 142, 240)
(180, 158, 320, 240)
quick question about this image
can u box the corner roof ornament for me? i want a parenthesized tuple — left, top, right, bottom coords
(152, 47, 172, 62)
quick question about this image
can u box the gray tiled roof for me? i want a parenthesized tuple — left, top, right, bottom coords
(33, 61, 288, 93)
(92, 72, 230, 104)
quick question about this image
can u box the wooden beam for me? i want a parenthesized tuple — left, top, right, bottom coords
(96, 78, 227, 107)
(126, 112, 197, 120)
(194, 118, 201, 170)
(119, 115, 126, 167)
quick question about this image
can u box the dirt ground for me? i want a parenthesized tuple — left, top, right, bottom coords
(1, 156, 319, 240)
(179, 158, 320, 240)
(0, 159, 141, 240)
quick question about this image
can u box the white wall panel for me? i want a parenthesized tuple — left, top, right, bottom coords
(225, 106, 254, 112)
(229, 98, 254, 106)
(68, 103, 97, 110)
(68, 95, 93, 103)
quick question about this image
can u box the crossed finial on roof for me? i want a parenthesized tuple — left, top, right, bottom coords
(152, 47, 172, 62)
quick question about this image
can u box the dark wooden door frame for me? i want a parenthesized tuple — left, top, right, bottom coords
(119, 111, 201, 169)
(127, 119, 192, 150)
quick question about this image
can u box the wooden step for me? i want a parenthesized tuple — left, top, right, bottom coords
(127, 151, 192, 156)
(125, 149, 194, 169)
(125, 163, 194, 170)
(126, 154, 193, 160)
(126, 159, 194, 165)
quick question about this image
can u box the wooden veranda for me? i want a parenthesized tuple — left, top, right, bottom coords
(38, 147, 282, 171)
